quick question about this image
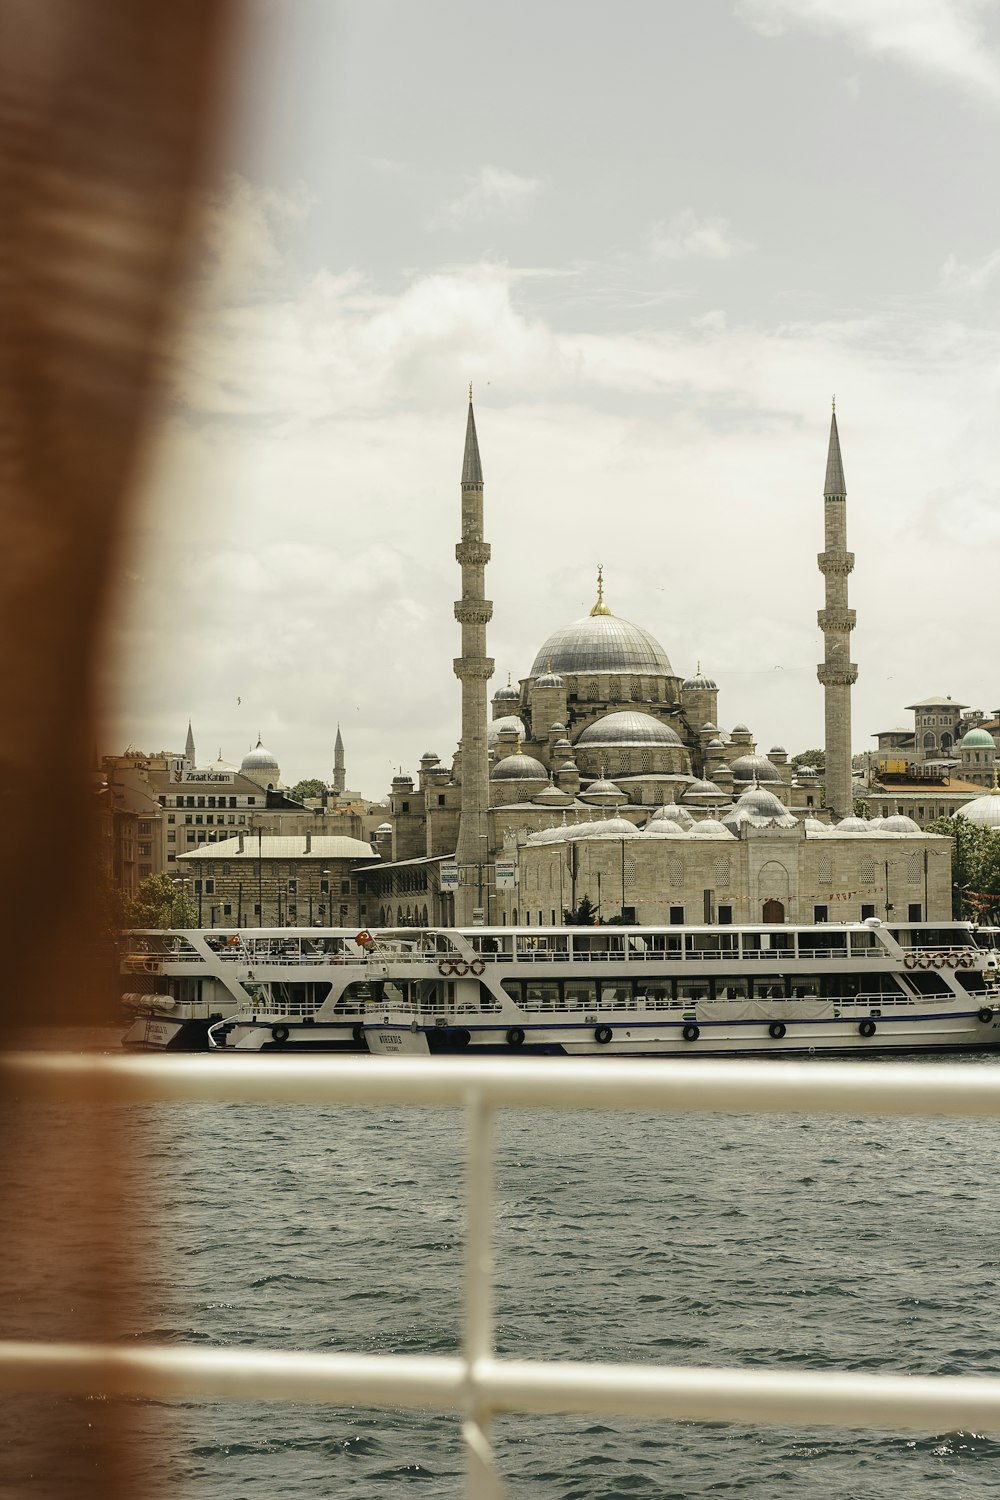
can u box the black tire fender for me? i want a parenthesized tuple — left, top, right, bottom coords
(271, 1024, 289, 1043)
(858, 1019, 876, 1038)
(978, 1007, 994, 1024)
(594, 1025, 613, 1045)
(768, 1022, 786, 1040)
(682, 1024, 700, 1042)
(506, 1027, 525, 1046)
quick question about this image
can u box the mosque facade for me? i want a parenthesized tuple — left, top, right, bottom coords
(368, 397, 952, 929)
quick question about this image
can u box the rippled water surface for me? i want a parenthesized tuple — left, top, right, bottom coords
(8, 1049, 1000, 1497)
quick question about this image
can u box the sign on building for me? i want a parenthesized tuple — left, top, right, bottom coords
(494, 858, 518, 890)
(440, 864, 459, 890)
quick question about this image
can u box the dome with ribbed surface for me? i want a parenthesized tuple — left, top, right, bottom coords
(575, 711, 682, 748)
(880, 814, 923, 834)
(683, 665, 717, 690)
(961, 727, 995, 749)
(960, 786, 1000, 829)
(723, 786, 798, 830)
(730, 753, 782, 783)
(649, 803, 695, 830)
(687, 818, 736, 839)
(530, 612, 673, 678)
(488, 715, 526, 746)
(490, 752, 547, 782)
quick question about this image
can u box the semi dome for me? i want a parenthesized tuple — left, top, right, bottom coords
(490, 752, 547, 782)
(575, 711, 682, 748)
(961, 727, 995, 749)
(730, 754, 782, 783)
(529, 612, 673, 678)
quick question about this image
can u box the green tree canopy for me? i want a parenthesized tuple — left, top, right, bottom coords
(792, 749, 826, 772)
(288, 778, 328, 804)
(563, 895, 600, 926)
(925, 814, 1000, 922)
(122, 871, 196, 930)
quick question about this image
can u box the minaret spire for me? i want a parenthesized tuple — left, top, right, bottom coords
(453, 391, 494, 924)
(817, 404, 857, 819)
(333, 723, 345, 796)
(184, 719, 195, 768)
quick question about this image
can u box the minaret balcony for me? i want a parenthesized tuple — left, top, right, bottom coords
(456, 540, 491, 566)
(453, 657, 495, 680)
(817, 608, 857, 632)
(454, 600, 493, 625)
(817, 551, 855, 575)
(817, 663, 858, 687)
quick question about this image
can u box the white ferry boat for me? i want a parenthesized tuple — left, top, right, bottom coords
(120, 928, 367, 1050)
(206, 919, 1000, 1057)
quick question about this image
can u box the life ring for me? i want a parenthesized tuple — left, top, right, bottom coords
(932, 953, 946, 969)
(916, 954, 931, 969)
(768, 1022, 786, 1040)
(682, 1024, 700, 1042)
(946, 952, 960, 968)
(506, 1027, 525, 1046)
(960, 952, 975, 969)
(438, 959, 453, 977)
(469, 959, 486, 976)
(903, 953, 918, 969)
(858, 1020, 876, 1038)
(453, 960, 470, 977)
(978, 1007, 994, 1024)
(594, 1025, 613, 1045)
(271, 1024, 289, 1043)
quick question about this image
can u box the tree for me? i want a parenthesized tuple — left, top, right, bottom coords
(288, 778, 328, 804)
(563, 895, 600, 926)
(925, 814, 1000, 921)
(792, 749, 826, 772)
(122, 872, 196, 929)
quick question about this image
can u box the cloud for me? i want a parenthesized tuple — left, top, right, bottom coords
(648, 209, 750, 262)
(735, 0, 1000, 102)
(196, 174, 314, 304)
(445, 164, 543, 222)
(941, 246, 1000, 294)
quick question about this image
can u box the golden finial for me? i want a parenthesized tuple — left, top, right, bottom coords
(991, 763, 1000, 795)
(832, 394, 836, 413)
(469, 381, 473, 403)
(590, 563, 611, 616)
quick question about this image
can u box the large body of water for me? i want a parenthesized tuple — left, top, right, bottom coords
(5, 1048, 1000, 1497)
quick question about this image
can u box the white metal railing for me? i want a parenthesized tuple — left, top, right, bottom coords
(4, 1054, 1000, 1499)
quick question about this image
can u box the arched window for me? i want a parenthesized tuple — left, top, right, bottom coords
(922, 732, 936, 750)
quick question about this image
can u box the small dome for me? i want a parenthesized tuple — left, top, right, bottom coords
(687, 818, 735, 840)
(525, 824, 568, 845)
(834, 816, 872, 833)
(649, 803, 695, 830)
(701, 722, 719, 734)
(375, 822, 392, 834)
(683, 778, 725, 800)
(241, 738, 279, 773)
(535, 670, 566, 689)
(488, 715, 527, 746)
(582, 776, 626, 798)
(575, 711, 682, 748)
(723, 786, 798, 829)
(730, 753, 782, 783)
(493, 678, 520, 703)
(803, 816, 828, 834)
(642, 818, 687, 838)
(534, 783, 573, 805)
(732, 723, 751, 735)
(490, 752, 548, 782)
(568, 815, 643, 841)
(707, 737, 726, 751)
(684, 665, 717, 691)
(961, 727, 995, 749)
(880, 814, 922, 834)
(769, 745, 786, 756)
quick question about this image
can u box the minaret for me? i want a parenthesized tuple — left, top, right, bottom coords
(453, 388, 494, 924)
(333, 724, 345, 796)
(184, 719, 195, 769)
(817, 401, 857, 819)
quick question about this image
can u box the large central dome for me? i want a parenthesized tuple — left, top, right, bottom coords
(530, 611, 673, 678)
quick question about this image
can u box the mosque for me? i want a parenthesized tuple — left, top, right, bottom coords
(366, 397, 952, 930)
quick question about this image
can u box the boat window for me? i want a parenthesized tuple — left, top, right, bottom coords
(900, 971, 951, 995)
(848, 930, 881, 955)
(684, 933, 737, 958)
(753, 979, 786, 1001)
(634, 979, 672, 1007)
(523, 981, 560, 1010)
(501, 979, 523, 1005)
(598, 980, 632, 1008)
(563, 978, 598, 1009)
(677, 980, 709, 1005)
(789, 976, 820, 1000)
(715, 979, 749, 1000)
(955, 972, 988, 994)
(798, 930, 848, 956)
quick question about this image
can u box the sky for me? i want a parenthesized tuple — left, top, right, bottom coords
(111, 0, 1000, 797)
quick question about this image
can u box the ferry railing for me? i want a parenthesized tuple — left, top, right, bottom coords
(4, 1055, 1000, 1500)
